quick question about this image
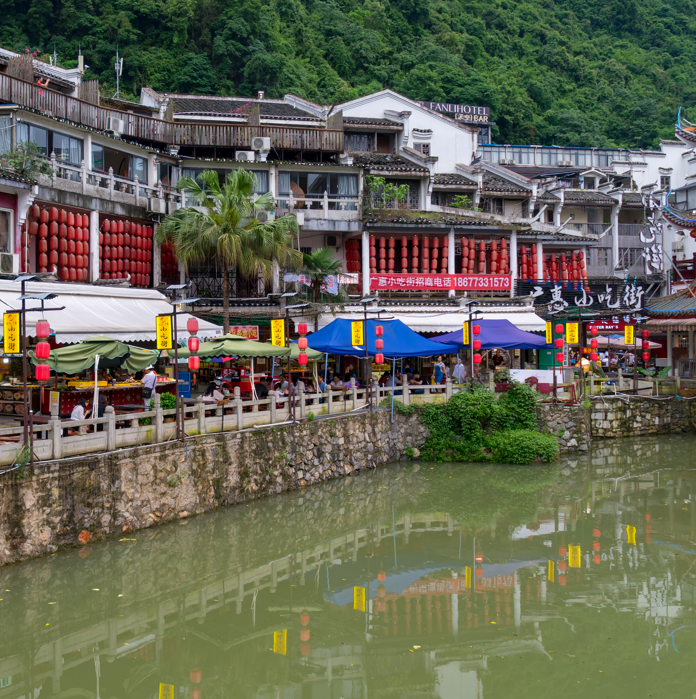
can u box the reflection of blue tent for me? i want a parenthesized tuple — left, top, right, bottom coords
(432, 319, 549, 350)
(308, 318, 448, 357)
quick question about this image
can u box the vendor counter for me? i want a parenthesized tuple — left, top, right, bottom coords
(40, 377, 177, 416)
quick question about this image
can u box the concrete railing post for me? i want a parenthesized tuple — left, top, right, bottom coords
(445, 378, 453, 401)
(270, 396, 277, 424)
(618, 367, 623, 391)
(352, 385, 358, 411)
(105, 406, 116, 451)
(299, 385, 306, 418)
(234, 387, 243, 430)
(197, 395, 206, 434)
(327, 388, 333, 414)
(402, 377, 410, 406)
(153, 392, 164, 442)
(49, 402, 62, 460)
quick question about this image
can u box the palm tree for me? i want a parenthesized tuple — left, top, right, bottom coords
(157, 169, 301, 333)
(302, 247, 343, 302)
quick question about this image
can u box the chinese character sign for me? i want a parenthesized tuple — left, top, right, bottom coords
(568, 545, 581, 568)
(522, 281, 646, 314)
(370, 274, 511, 291)
(624, 325, 634, 345)
(641, 193, 664, 275)
(273, 629, 287, 655)
(351, 321, 364, 346)
(3, 312, 20, 354)
(353, 586, 366, 612)
(229, 325, 259, 340)
(545, 321, 552, 345)
(462, 322, 470, 346)
(566, 323, 579, 344)
(270, 319, 285, 347)
(156, 315, 173, 350)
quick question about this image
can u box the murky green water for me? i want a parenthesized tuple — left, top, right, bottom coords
(2, 436, 696, 699)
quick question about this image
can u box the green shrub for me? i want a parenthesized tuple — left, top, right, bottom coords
(493, 380, 539, 432)
(139, 391, 177, 426)
(486, 430, 559, 464)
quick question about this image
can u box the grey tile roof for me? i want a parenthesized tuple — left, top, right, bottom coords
(343, 117, 403, 128)
(482, 174, 529, 194)
(171, 98, 319, 120)
(562, 189, 617, 205)
(432, 173, 477, 186)
(352, 153, 429, 173)
(622, 192, 645, 206)
(644, 283, 696, 316)
(536, 191, 559, 203)
(0, 169, 33, 185)
(366, 213, 496, 226)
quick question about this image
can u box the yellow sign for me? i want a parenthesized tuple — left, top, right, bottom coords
(624, 325, 634, 345)
(270, 318, 285, 347)
(568, 545, 581, 568)
(464, 566, 472, 590)
(626, 525, 637, 545)
(353, 586, 366, 612)
(351, 321, 364, 346)
(566, 322, 579, 345)
(50, 391, 60, 412)
(3, 312, 20, 354)
(158, 684, 174, 699)
(156, 315, 173, 350)
(273, 629, 287, 655)
(463, 322, 470, 346)
(545, 321, 552, 345)
(548, 559, 555, 583)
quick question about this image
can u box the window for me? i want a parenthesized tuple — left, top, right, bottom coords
(0, 116, 11, 155)
(661, 175, 671, 191)
(278, 172, 359, 208)
(0, 209, 12, 253)
(414, 143, 431, 156)
(482, 198, 504, 215)
(300, 247, 312, 255)
(595, 248, 610, 266)
(157, 162, 179, 189)
(346, 133, 373, 152)
(511, 148, 531, 164)
(181, 168, 268, 194)
(18, 122, 82, 164)
(584, 177, 596, 190)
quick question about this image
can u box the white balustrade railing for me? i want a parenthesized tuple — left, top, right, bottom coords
(0, 379, 457, 467)
(276, 191, 361, 219)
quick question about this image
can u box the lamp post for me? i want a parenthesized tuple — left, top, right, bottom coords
(359, 298, 377, 410)
(285, 302, 309, 423)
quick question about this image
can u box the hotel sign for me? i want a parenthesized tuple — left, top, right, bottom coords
(419, 101, 490, 123)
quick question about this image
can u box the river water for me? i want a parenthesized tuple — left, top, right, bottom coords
(1, 435, 696, 698)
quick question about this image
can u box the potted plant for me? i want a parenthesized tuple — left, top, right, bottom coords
(158, 391, 178, 422)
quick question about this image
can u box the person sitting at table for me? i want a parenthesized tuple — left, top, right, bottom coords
(201, 381, 225, 403)
(66, 398, 91, 436)
(255, 377, 269, 400)
(410, 372, 425, 394)
(95, 394, 108, 431)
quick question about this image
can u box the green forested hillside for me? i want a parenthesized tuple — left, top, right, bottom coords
(3, 0, 696, 148)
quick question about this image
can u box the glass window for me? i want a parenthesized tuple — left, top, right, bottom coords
(0, 116, 11, 155)
(687, 186, 696, 211)
(53, 132, 82, 165)
(17, 123, 48, 155)
(0, 209, 11, 253)
(541, 149, 554, 165)
(92, 144, 105, 172)
(660, 175, 671, 191)
(252, 170, 268, 194)
(131, 156, 147, 184)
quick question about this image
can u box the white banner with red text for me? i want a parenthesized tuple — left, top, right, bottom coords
(370, 273, 512, 291)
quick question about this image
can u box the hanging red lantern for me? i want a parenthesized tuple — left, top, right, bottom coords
(642, 351, 650, 361)
(642, 341, 650, 350)
(556, 352, 564, 363)
(590, 339, 598, 349)
(375, 353, 384, 364)
(35, 364, 50, 382)
(297, 322, 308, 335)
(188, 356, 200, 371)
(473, 339, 481, 350)
(298, 337, 308, 350)
(35, 342, 51, 360)
(555, 324, 564, 334)
(298, 352, 308, 366)
(375, 325, 384, 336)
(188, 337, 199, 353)
(187, 318, 199, 335)
(472, 324, 480, 335)
(473, 354, 482, 364)
(555, 338, 564, 349)
(375, 338, 384, 350)
(642, 330, 649, 339)
(590, 352, 598, 361)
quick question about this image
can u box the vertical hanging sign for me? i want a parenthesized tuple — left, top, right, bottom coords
(155, 314, 173, 350)
(548, 560, 555, 583)
(464, 566, 472, 589)
(566, 323, 579, 345)
(270, 318, 285, 347)
(273, 629, 287, 655)
(462, 322, 470, 346)
(158, 684, 174, 699)
(545, 321, 552, 345)
(568, 545, 581, 568)
(3, 312, 20, 354)
(624, 325, 634, 346)
(351, 321, 364, 346)
(353, 586, 366, 611)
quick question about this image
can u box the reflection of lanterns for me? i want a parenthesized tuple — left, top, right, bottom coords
(191, 689, 201, 699)
(644, 524, 652, 533)
(377, 598, 386, 612)
(592, 528, 601, 538)
(475, 553, 483, 563)
(300, 628, 310, 642)
(558, 574, 567, 586)
(190, 668, 202, 684)
(645, 535, 652, 544)
(475, 567, 483, 578)
(300, 643, 311, 657)
(593, 542, 600, 551)
(558, 560, 567, 572)
(377, 570, 386, 582)
(558, 546, 567, 556)
(645, 513, 651, 521)
(377, 584, 386, 598)
(593, 554, 601, 564)
(301, 611, 310, 626)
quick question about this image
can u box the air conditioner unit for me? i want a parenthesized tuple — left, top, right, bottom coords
(236, 151, 256, 162)
(557, 160, 572, 166)
(251, 136, 271, 151)
(256, 210, 275, 223)
(106, 117, 125, 135)
(325, 234, 338, 248)
(499, 158, 516, 165)
(0, 253, 17, 275)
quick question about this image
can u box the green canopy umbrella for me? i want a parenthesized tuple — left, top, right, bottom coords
(177, 334, 290, 359)
(30, 336, 159, 375)
(261, 341, 323, 360)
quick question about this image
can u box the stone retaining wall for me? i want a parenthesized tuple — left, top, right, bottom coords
(0, 411, 428, 567)
(537, 403, 591, 452)
(590, 397, 696, 438)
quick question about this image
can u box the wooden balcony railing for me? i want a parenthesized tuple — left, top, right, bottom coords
(0, 74, 344, 151)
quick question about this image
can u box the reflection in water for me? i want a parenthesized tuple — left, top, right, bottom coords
(1, 436, 696, 698)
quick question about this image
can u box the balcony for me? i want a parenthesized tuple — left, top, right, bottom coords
(0, 73, 343, 151)
(565, 222, 611, 236)
(618, 224, 645, 236)
(277, 191, 362, 221)
(38, 155, 182, 214)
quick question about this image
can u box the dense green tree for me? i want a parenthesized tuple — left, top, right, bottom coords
(4, 0, 696, 147)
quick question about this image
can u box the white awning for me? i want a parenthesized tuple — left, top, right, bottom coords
(0, 280, 222, 344)
(318, 307, 547, 334)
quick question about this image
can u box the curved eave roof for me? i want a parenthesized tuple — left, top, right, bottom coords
(662, 206, 696, 228)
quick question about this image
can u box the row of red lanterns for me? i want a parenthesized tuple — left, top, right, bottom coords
(297, 322, 308, 365)
(34, 319, 51, 382)
(472, 324, 481, 364)
(187, 318, 200, 371)
(375, 324, 384, 364)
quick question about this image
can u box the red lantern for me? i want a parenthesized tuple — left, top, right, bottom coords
(593, 554, 601, 564)
(473, 354, 482, 364)
(558, 546, 567, 557)
(593, 541, 600, 551)
(298, 337, 308, 350)
(475, 567, 483, 578)
(375, 325, 383, 336)
(375, 353, 384, 364)
(35, 364, 50, 382)
(473, 339, 481, 350)
(375, 338, 384, 350)
(188, 356, 200, 370)
(590, 352, 598, 361)
(555, 324, 564, 334)
(298, 352, 308, 366)
(472, 324, 480, 335)
(642, 341, 649, 350)
(642, 351, 650, 361)
(297, 322, 308, 335)
(591, 339, 598, 348)
(187, 318, 199, 335)
(556, 352, 564, 363)
(188, 337, 199, 353)
(475, 553, 484, 563)
(590, 325, 598, 336)
(191, 690, 201, 699)
(642, 330, 649, 339)
(645, 513, 651, 521)
(555, 338, 564, 349)
(35, 320, 51, 338)
(35, 342, 50, 360)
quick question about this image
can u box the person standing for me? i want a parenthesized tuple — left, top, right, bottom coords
(434, 356, 446, 384)
(452, 358, 466, 383)
(141, 366, 158, 407)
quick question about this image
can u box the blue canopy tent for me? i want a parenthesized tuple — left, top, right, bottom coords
(432, 319, 549, 350)
(307, 318, 448, 357)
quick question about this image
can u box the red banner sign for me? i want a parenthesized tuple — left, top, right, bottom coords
(370, 274, 512, 291)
